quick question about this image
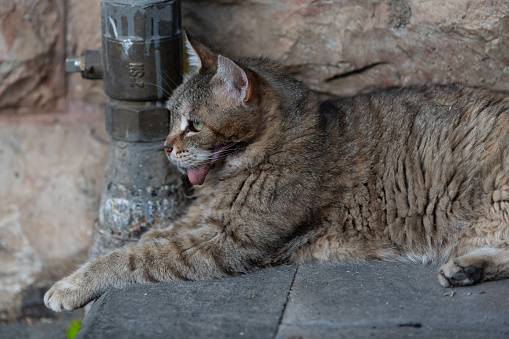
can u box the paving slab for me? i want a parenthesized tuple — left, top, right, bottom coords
(76, 265, 297, 339)
(276, 262, 509, 339)
(0, 309, 85, 339)
(74, 261, 509, 339)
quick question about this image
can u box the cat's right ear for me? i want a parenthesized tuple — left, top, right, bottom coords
(184, 31, 218, 74)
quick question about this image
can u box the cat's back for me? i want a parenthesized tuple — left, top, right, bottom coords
(312, 84, 509, 257)
(321, 84, 509, 169)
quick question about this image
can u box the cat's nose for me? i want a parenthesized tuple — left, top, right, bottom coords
(164, 144, 173, 156)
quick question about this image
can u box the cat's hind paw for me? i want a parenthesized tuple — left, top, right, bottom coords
(44, 279, 95, 312)
(438, 257, 485, 287)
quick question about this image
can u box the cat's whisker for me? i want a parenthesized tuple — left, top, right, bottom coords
(143, 82, 173, 97)
(160, 72, 180, 89)
(144, 63, 181, 90)
(192, 147, 247, 166)
(157, 72, 173, 90)
(211, 146, 247, 158)
(215, 135, 250, 153)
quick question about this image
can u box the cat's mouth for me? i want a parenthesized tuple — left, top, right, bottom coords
(185, 142, 246, 185)
(185, 145, 227, 185)
(187, 163, 213, 186)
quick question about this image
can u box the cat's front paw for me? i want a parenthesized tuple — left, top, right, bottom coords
(44, 278, 95, 312)
(438, 258, 485, 287)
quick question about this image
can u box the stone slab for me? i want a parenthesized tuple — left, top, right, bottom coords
(76, 265, 297, 339)
(75, 261, 509, 339)
(0, 308, 84, 339)
(277, 262, 509, 339)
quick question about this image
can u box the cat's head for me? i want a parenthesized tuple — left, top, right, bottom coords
(164, 33, 275, 185)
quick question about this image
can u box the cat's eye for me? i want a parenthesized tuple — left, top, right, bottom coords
(190, 120, 205, 132)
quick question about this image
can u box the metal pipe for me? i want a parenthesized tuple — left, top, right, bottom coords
(66, 0, 187, 258)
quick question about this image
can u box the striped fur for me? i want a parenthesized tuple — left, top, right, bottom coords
(45, 37, 509, 312)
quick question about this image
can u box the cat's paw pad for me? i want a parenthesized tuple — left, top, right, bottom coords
(438, 259, 484, 287)
(44, 279, 93, 312)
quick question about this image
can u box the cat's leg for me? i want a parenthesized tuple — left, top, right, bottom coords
(139, 204, 203, 243)
(44, 224, 265, 312)
(439, 177, 509, 287)
(438, 247, 509, 287)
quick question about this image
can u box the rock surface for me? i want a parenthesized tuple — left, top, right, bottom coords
(74, 262, 509, 339)
(0, 113, 108, 320)
(2, 1, 509, 110)
(182, 0, 509, 97)
(0, 308, 85, 339)
(5, 0, 507, 112)
(0, 0, 66, 113)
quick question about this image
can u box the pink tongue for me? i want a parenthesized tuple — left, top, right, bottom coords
(187, 164, 212, 185)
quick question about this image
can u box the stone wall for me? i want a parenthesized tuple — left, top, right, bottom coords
(0, 0, 508, 320)
(0, 114, 108, 320)
(182, 0, 509, 97)
(0, 0, 66, 113)
(0, 0, 107, 320)
(2, 0, 509, 111)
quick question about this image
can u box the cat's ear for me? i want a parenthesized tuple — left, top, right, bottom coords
(184, 31, 218, 74)
(216, 55, 253, 104)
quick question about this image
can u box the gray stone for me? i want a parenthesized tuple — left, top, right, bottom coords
(76, 265, 297, 339)
(0, 116, 108, 319)
(75, 262, 509, 339)
(89, 139, 189, 259)
(0, 0, 66, 113)
(0, 308, 85, 339)
(277, 262, 509, 338)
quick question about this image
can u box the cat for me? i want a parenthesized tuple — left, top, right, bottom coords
(44, 34, 509, 312)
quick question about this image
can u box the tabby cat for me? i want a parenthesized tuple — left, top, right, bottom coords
(45, 34, 509, 312)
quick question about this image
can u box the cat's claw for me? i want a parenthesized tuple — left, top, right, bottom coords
(44, 279, 94, 312)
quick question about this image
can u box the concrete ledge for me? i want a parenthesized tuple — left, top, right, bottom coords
(76, 262, 509, 339)
(76, 266, 296, 339)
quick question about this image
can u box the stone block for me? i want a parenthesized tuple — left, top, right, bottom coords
(0, 0, 66, 113)
(182, 0, 509, 96)
(0, 114, 108, 319)
(76, 265, 297, 339)
(74, 262, 509, 338)
(0, 206, 41, 320)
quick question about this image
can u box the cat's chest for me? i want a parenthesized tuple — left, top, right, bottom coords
(203, 169, 281, 217)
(223, 153, 244, 169)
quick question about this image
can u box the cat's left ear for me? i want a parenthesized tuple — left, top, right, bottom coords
(184, 31, 218, 74)
(216, 55, 254, 104)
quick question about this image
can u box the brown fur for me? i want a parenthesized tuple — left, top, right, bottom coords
(45, 35, 509, 312)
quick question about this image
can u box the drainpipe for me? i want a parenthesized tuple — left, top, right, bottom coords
(66, 0, 187, 258)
